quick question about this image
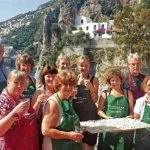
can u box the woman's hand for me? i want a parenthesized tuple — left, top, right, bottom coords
(106, 116, 113, 119)
(126, 114, 134, 119)
(84, 79, 93, 90)
(134, 113, 140, 120)
(68, 131, 84, 142)
(12, 101, 30, 116)
(37, 93, 49, 104)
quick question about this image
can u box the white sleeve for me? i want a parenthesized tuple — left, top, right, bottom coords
(134, 99, 142, 115)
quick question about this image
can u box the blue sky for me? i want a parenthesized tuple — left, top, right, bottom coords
(0, 0, 50, 22)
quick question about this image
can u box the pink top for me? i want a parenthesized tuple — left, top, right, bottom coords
(0, 90, 39, 150)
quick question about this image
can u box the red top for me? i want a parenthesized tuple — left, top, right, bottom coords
(0, 90, 39, 150)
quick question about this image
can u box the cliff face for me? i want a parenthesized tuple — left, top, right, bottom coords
(80, 0, 102, 21)
(0, 0, 121, 35)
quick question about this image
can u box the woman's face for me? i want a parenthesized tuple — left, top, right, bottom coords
(58, 58, 70, 72)
(78, 59, 90, 75)
(145, 79, 150, 94)
(20, 63, 32, 75)
(59, 83, 74, 99)
(44, 73, 56, 87)
(109, 75, 121, 89)
(7, 78, 27, 98)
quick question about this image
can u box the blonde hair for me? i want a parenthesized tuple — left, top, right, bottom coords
(7, 70, 26, 81)
(77, 55, 90, 66)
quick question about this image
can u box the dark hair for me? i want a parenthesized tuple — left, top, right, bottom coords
(40, 65, 58, 86)
(15, 53, 34, 70)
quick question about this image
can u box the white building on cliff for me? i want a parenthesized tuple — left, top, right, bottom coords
(73, 15, 112, 39)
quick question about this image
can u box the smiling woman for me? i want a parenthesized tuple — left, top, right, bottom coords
(15, 53, 36, 100)
(97, 67, 134, 150)
(72, 55, 99, 150)
(42, 70, 83, 150)
(0, 70, 39, 150)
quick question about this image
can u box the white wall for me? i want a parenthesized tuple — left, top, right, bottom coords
(74, 15, 110, 38)
(74, 15, 92, 26)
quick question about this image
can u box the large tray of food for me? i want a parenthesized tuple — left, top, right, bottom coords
(80, 118, 150, 133)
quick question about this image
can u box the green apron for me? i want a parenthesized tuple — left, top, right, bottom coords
(23, 76, 36, 100)
(52, 99, 82, 150)
(99, 94, 132, 150)
(135, 104, 150, 150)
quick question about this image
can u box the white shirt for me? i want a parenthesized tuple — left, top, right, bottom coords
(134, 94, 150, 121)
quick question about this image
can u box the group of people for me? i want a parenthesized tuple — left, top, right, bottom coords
(0, 41, 150, 150)
(97, 53, 148, 150)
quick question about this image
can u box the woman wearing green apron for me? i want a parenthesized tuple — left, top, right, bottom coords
(134, 76, 150, 150)
(42, 70, 83, 150)
(98, 68, 134, 150)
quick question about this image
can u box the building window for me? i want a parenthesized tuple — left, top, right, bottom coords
(86, 26, 89, 30)
(81, 20, 84, 24)
(94, 25, 96, 30)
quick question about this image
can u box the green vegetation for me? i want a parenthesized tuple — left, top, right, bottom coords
(43, 50, 60, 66)
(2, 12, 43, 50)
(114, 2, 150, 53)
(55, 31, 91, 50)
(144, 0, 150, 8)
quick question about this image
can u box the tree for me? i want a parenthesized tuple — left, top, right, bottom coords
(44, 50, 59, 66)
(114, 3, 150, 53)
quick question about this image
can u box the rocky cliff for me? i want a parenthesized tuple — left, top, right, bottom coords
(0, 0, 141, 84)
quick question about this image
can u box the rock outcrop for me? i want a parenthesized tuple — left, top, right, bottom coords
(80, 0, 102, 21)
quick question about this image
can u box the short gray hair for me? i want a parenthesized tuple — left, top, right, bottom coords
(128, 53, 141, 63)
(55, 53, 70, 67)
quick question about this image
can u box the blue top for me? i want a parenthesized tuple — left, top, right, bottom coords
(0, 61, 9, 93)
